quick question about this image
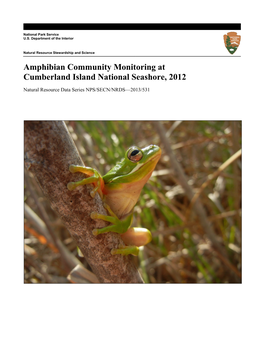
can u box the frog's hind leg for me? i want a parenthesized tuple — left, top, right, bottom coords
(111, 228, 152, 256)
(121, 227, 152, 247)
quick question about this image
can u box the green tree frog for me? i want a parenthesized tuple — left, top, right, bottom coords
(67, 145, 161, 256)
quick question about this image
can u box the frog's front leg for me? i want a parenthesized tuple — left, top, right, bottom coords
(67, 165, 104, 199)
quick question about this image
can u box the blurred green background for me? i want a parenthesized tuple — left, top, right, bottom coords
(24, 121, 241, 283)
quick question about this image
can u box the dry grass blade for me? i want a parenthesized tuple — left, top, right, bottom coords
(25, 174, 63, 260)
(67, 264, 99, 283)
(25, 203, 83, 272)
(24, 252, 52, 283)
(152, 210, 241, 237)
(187, 149, 242, 217)
(151, 186, 186, 222)
(24, 223, 58, 253)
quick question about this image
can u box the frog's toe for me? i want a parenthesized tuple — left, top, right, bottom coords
(90, 190, 96, 198)
(92, 229, 99, 236)
(111, 245, 139, 256)
(67, 182, 76, 191)
(91, 212, 98, 219)
(69, 165, 77, 173)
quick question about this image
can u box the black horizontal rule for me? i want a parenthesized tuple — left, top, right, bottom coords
(23, 23, 241, 30)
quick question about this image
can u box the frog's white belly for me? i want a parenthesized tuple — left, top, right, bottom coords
(104, 189, 142, 219)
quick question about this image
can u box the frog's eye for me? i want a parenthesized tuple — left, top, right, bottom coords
(127, 147, 143, 163)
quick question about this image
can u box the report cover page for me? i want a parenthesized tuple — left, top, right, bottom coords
(5, 1, 260, 338)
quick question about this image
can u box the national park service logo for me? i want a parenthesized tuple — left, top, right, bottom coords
(224, 32, 241, 55)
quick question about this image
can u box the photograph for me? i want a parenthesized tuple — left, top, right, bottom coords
(24, 120, 241, 283)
